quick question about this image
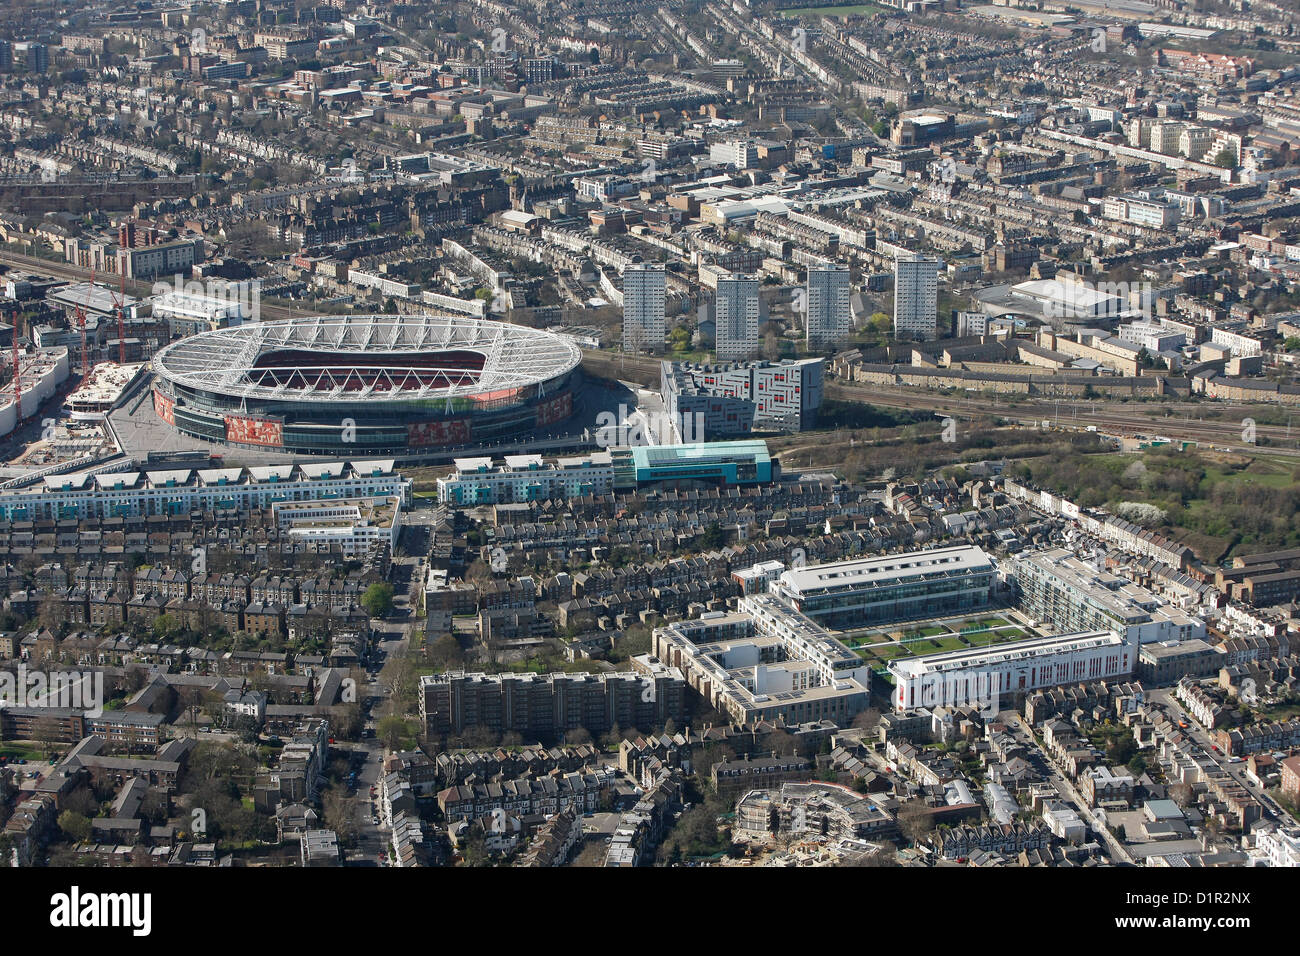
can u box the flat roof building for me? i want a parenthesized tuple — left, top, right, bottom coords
(653, 599, 872, 727)
(436, 452, 615, 505)
(889, 630, 1131, 712)
(624, 440, 775, 487)
(771, 545, 997, 629)
(1014, 549, 1205, 645)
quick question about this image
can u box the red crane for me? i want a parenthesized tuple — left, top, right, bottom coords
(78, 266, 96, 387)
(112, 268, 127, 365)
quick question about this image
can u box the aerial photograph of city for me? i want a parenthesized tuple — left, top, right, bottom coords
(0, 0, 1296, 927)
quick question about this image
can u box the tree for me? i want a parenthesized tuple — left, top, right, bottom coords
(152, 613, 183, 642)
(852, 708, 881, 735)
(361, 582, 394, 618)
(765, 730, 798, 756)
(33, 715, 65, 759)
(427, 633, 465, 671)
(896, 798, 936, 846)
(37, 594, 68, 635)
(1212, 147, 1236, 169)
(377, 715, 410, 751)
(322, 787, 359, 848)
(58, 810, 91, 844)
(564, 728, 593, 746)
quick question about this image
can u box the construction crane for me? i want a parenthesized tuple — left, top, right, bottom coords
(112, 268, 127, 365)
(78, 266, 96, 387)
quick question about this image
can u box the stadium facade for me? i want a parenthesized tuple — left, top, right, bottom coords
(150, 314, 582, 456)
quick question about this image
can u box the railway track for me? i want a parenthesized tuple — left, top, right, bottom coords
(581, 349, 1300, 454)
(0, 249, 301, 321)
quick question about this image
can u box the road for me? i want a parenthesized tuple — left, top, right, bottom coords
(1010, 713, 1136, 865)
(1151, 688, 1292, 823)
(342, 618, 412, 865)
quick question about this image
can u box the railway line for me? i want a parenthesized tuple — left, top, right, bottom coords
(581, 349, 1300, 455)
(0, 249, 301, 322)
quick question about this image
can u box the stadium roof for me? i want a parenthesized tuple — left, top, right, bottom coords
(152, 314, 580, 402)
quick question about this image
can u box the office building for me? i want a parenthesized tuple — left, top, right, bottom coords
(805, 264, 852, 351)
(622, 263, 666, 354)
(24, 42, 49, 74)
(771, 545, 997, 629)
(615, 440, 775, 488)
(894, 255, 940, 341)
(714, 273, 760, 361)
(709, 140, 758, 169)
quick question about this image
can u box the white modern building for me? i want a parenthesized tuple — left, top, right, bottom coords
(0, 459, 410, 521)
(1013, 548, 1206, 645)
(805, 264, 852, 352)
(714, 273, 760, 361)
(435, 452, 616, 505)
(1101, 192, 1180, 229)
(0, 348, 69, 439)
(889, 630, 1131, 712)
(894, 254, 940, 341)
(1254, 826, 1300, 867)
(1117, 322, 1186, 353)
(653, 600, 873, 727)
(622, 263, 666, 354)
(272, 496, 402, 557)
(709, 140, 758, 169)
(150, 285, 257, 337)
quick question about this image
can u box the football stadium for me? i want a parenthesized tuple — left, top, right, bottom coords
(150, 315, 582, 455)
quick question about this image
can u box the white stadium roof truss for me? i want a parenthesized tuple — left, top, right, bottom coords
(153, 315, 581, 402)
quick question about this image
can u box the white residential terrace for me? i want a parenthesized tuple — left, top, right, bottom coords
(436, 452, 615, 505)
(0, 460, 410, 521)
